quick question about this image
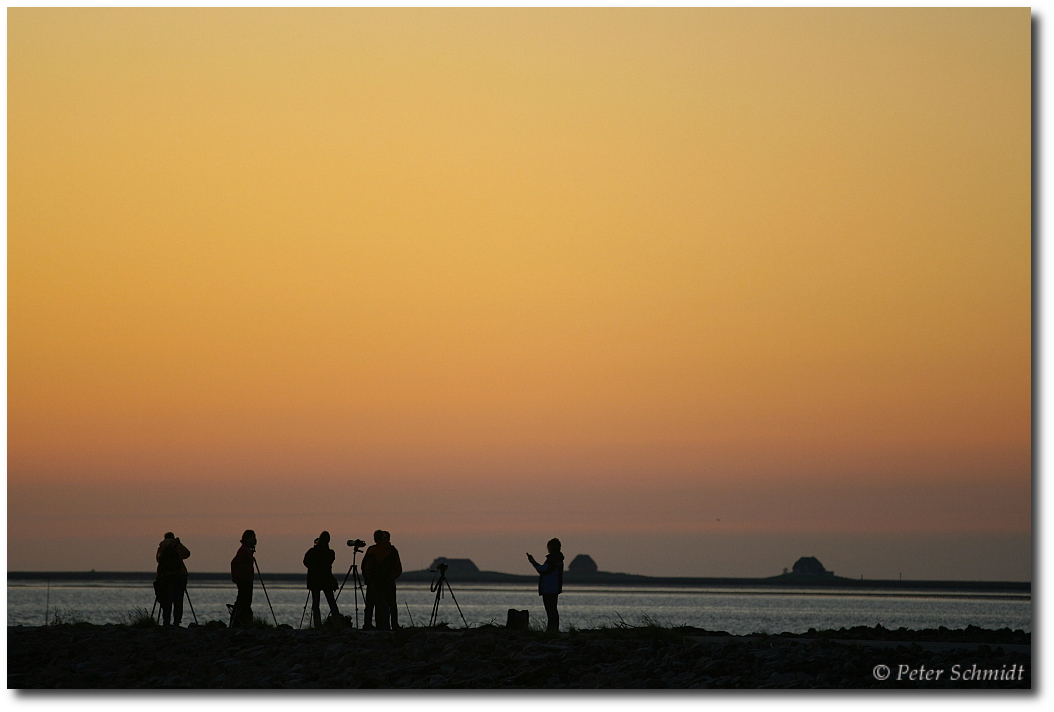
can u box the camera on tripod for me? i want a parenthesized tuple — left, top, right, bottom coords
(427, 561, 467, 627)
(347, 539, 366, 551)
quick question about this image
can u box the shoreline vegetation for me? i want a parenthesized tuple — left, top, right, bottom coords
(8, 619, 1030, 689)
(6, 570, 1032, 594)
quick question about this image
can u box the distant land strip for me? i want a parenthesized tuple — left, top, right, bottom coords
(6, 571, 1031, 594)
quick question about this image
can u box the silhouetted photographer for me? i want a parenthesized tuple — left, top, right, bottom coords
(229, 529, 256, 628)
(303, 531, 341, 627)
(154, 532, 190, 626)
(527, 537, 564, 633)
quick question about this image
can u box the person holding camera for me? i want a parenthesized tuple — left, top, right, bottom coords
(230, 529, 256, 628)
(527, 537, 564, 633)
(362, 530, 402, 630)
(303, 531, 341, 627)
(154, 532, 190, 626)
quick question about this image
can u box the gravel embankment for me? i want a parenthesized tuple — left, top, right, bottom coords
(8, 623, 1031, 689)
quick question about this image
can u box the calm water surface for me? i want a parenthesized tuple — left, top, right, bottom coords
(7, 578, 1030, 634)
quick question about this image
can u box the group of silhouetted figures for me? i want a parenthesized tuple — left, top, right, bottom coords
(153, 529, 402, 630)
(153, 531, 565, 632)
(298, 529, 402, 630)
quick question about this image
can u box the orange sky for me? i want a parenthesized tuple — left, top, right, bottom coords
(7, 8, 1031, 578)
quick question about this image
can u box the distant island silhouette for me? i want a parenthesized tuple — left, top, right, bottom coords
(393, 555, 1028, 593)
(568, 554, 598, 573)
(787, 556, 834, 577)
(7, 554, 1030, 594)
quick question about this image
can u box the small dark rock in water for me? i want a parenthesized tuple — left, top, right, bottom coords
(6, 623, 1030, 690)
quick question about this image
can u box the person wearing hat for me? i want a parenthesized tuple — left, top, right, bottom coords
(230, 529, 257, 627)
(303, 531, 341, 627)
(154, 532, 191, 626)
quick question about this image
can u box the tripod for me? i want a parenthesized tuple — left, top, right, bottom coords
(429, 564, 468, 628)
(335, 544, 367, 628)
(152, 578, 197, 625)
(254, 551, 279, 627)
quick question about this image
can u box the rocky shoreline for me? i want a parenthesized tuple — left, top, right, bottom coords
(9, 622, 1031, 689)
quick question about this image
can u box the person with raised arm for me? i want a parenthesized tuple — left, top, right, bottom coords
(527, 537, 565, 633)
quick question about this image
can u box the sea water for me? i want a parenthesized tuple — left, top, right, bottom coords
(6, 577, 1031, 634)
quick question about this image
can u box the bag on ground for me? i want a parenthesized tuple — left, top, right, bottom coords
(506, 608, 529, 630)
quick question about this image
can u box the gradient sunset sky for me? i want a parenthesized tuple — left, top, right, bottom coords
(7, 8, 1031, 579)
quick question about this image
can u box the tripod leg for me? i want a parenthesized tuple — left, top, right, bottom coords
(445, 579, 469, 628)
(185, 587, 198, 625)
(336, 548, 360, 603)
(299, 591, 311, 629)
(254, 559, 279, 627)
(430, 584, 442, 627)
(335, 562, 355, 601)
(352, 568, 362, 629)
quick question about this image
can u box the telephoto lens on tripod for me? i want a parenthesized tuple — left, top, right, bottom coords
(335, 539, 369, 628)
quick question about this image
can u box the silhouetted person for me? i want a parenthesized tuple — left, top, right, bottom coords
(361, 530, 383, 631)
(363, 530, 402, 630)
(230, 529, 256, 628)
(527, 537, 564, 632)
(303, 531, 341, 627)
(378, 531, 403, 630)
(155, 532, 190, 626)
